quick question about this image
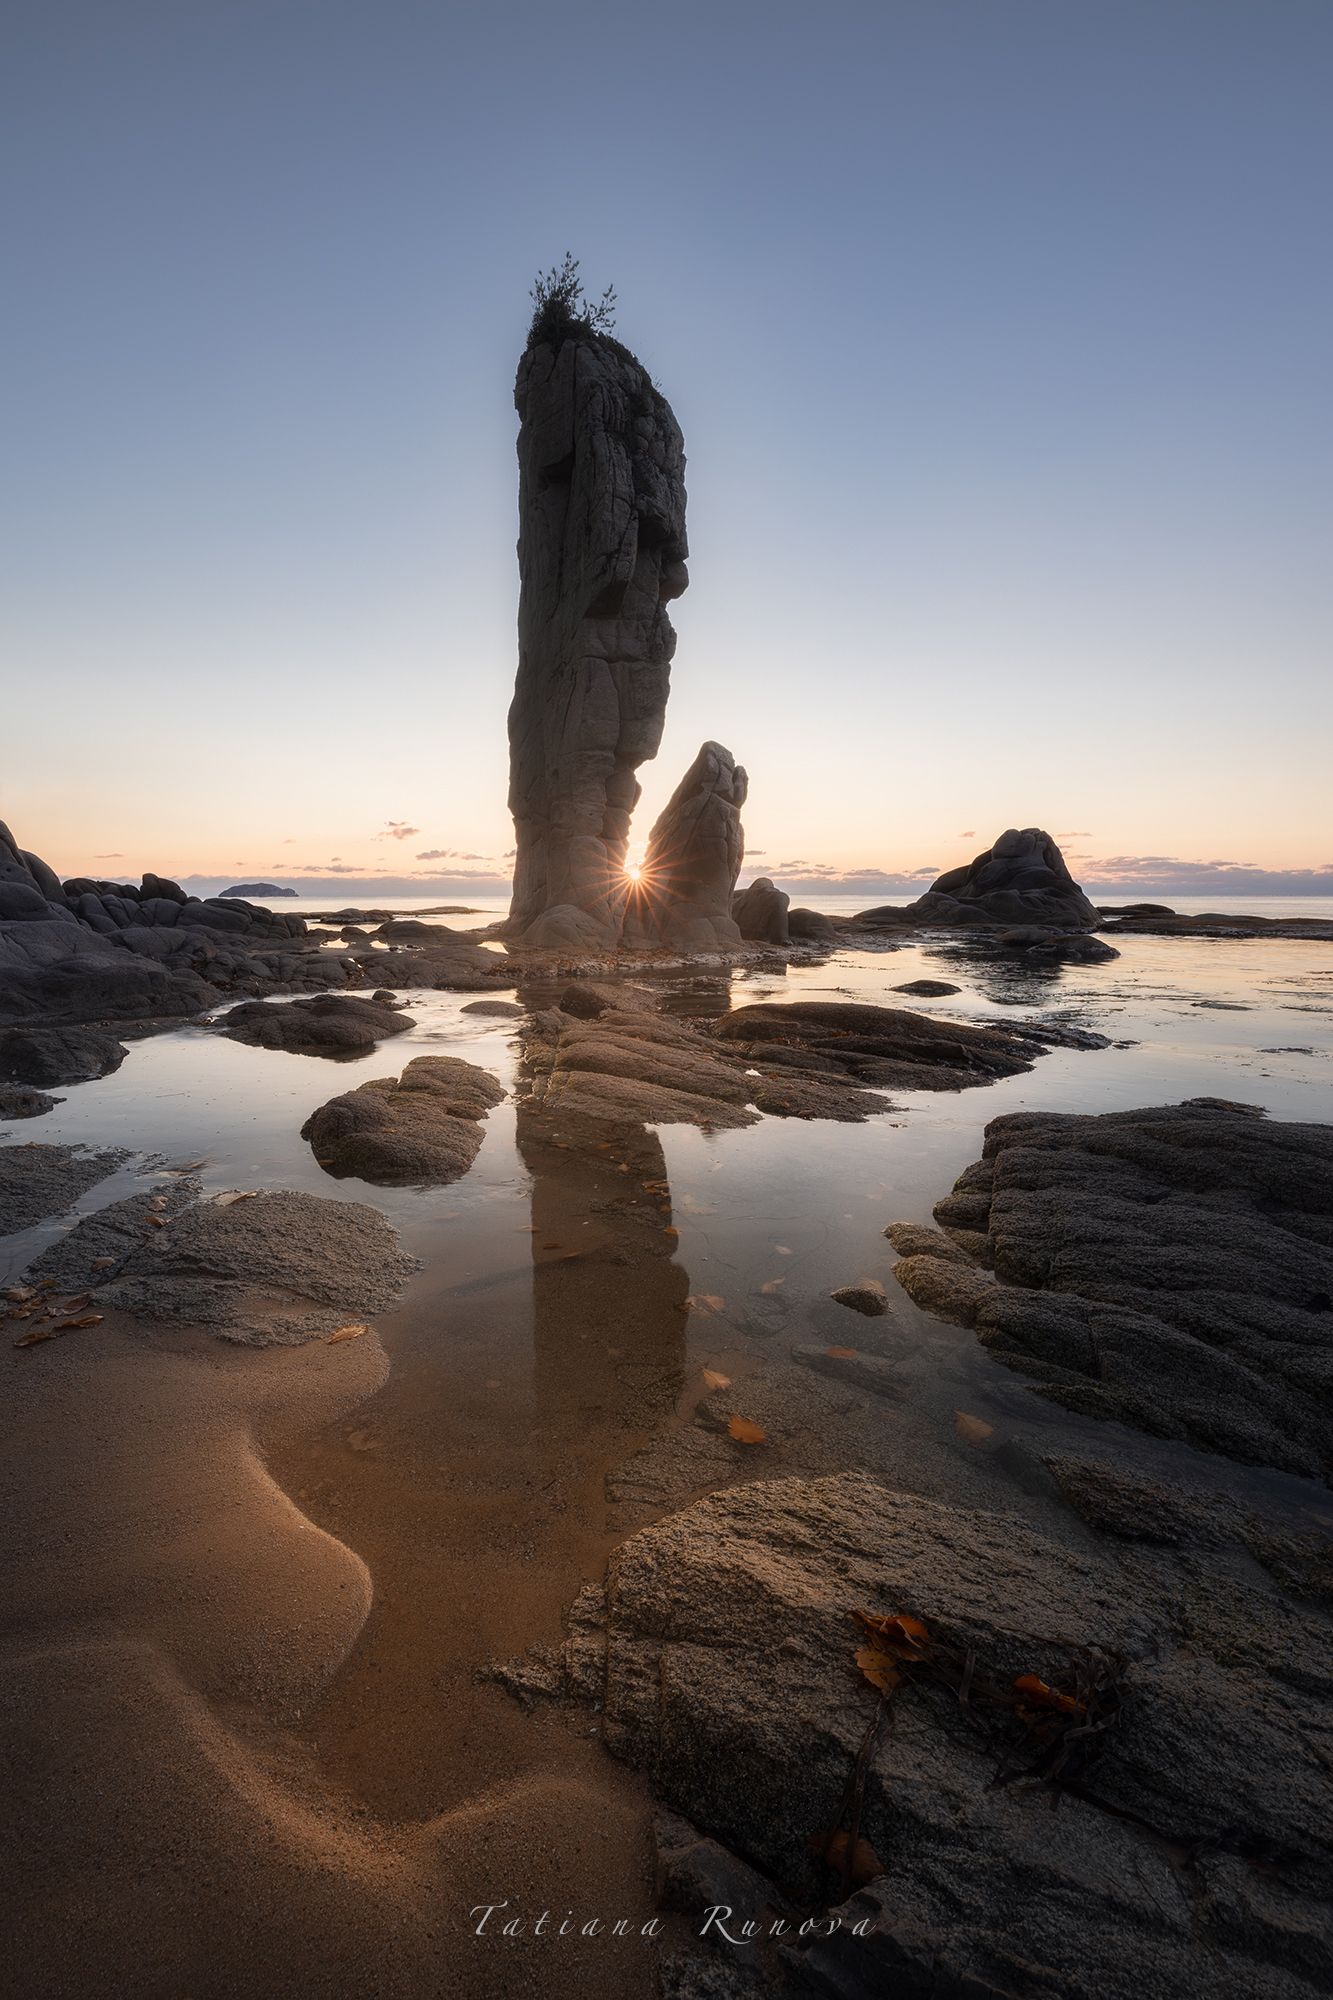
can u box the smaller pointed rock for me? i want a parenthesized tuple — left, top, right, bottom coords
(622, 742, 747, 952)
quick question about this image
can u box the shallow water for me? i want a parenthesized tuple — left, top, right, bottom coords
(4, 924, 1333, 1819)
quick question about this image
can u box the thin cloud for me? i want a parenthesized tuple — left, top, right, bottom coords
(379, 822, 420, 841)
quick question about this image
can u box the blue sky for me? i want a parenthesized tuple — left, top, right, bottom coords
(3, 0, 1330, 894)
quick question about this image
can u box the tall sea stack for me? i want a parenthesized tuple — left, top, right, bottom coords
(505, 324, 689, 949)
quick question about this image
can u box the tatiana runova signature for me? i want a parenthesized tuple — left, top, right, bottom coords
(469, 1902, 878, 1944)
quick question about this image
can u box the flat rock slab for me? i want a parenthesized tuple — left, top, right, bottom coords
(0, 1024, 127, 1087)
(0, 1143, 126, 1236)
(301, 1055, 505, 1184)
(500, 1470, 1332, 2000)
(218, 994, 413, 1056)
(27, 1185, 416, 1345)
(893, 1098, 1333, 1480)
(713, 1000, 1082, 1093)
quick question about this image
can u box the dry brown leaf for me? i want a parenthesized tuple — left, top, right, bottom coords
(826, 1345, 858, 1360)
(727, 1415, 767, 1446)
(685, 1294, 725, 1315)
(954, 1409, 995, 1445)
(775, 1244, 793, 1255)
(663, 1225, 679, 1238)
(53, 1313, 103, 1331)
(854, 1644, 902, 1698)
(90, 1257, 116, 1272)
(854, 1610, 930, 1650)
(759, 1277, 786, 1296)
(145, 1214, 168, 1228)
(216, 1191, 258, 1208)
(13, 1327, 55, 1348)
(61, 1292, 92, 1312)
(701, 1367, 731, 1392)
(166, 1159, 207, 1173)
(327, 1323, 369, 1344)
(807, 1828, 886, 1887)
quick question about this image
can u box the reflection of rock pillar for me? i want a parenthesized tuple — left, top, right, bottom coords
(516, 1105, 689, 1431)
(506, 330, 689, 951)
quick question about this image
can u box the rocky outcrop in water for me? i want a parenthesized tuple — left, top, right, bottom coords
(217, 994, 412, 1058)
(0, 821, 335, 1025)
(714, 999, 1107, 1092)
(505, 326, 688, 950)
(302, 1055, 505, 1183)
(858, 827, 1101, 933)
(622, 742, 746, 952)
(892, 1098, 1333, 1480)
(732, 877, 790, 945)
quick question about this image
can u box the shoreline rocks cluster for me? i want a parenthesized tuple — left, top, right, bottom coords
(891, 1098, 1333, 1481)
(518, 983, 1104, 1136)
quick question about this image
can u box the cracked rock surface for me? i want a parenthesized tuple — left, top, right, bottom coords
(892, 1098, 1333, 1480)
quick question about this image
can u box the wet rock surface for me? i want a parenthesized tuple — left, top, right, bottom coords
(217, 993, 414, 1057)
(893, 1099, 1333, 1480)
(301, 1055, 506, 1184)
(518, 989, 1102, 1138)
(0, 1023, 127, 1086)
(27, 1185, 416, 1344)
(712, 999, 1093, 1093)
(0, 1142, 126, 1235)
(502, 1470, 1333, 2000)
(0, 1085, 59, 1120)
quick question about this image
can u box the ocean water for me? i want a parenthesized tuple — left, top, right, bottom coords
(257, 891, 1333, 924)
(6, 920, 1331, 1291)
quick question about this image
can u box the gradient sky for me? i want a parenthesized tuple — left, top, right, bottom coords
(4, 0, 1330, 892)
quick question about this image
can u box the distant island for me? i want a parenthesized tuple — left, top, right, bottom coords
(221, 882, 297, 898)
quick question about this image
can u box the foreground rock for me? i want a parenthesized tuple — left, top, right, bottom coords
(217, 994, 412, 1057)
(0, 1143, 126, 1236)
(27, 1185, 416, 1344)
(892, 1099, 1333, 1481)
(622, 741, 747, 951)
(302, 1055, 505, 1183)
(504, 314, 688, 949)
(857, 828, 1102, 933)
(501, 1471, 1332, 2000)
